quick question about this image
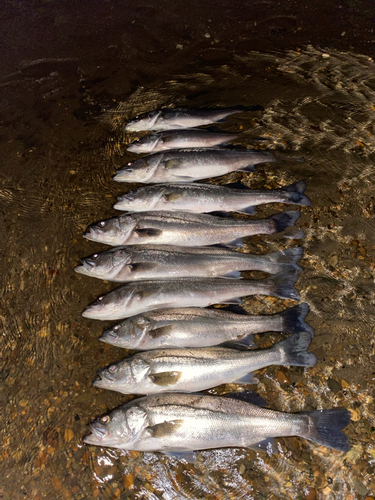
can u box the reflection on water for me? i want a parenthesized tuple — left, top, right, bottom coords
(1, 47, 375, 499)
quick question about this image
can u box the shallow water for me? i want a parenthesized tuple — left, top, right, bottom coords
(1, 5, 375, 500)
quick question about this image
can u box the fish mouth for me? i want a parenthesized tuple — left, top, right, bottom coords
(82, 423, 108, 444)
(82, 303, 103, 318)
(93, 371, 113, 387)
(81, 258, 96, 271)
(99, 331, 119, 344)
(82, 228, 101, 241)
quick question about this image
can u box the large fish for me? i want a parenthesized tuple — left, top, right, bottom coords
(82, 210, 300, 247)
(93, 332, 316, 395)
(113, 148, 275, 183)
(82, 270, 300, 321)
(83, 391, 351, 455)
(75, 246, 303, 282)
(99, 303, 314, 350)
(125, 105, 264, 132)
(114, 181, 311, 213)
(127, 128, 238, 153)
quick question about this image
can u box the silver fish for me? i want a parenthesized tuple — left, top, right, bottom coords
(127, 129, 238, 153)
(82, 210, 300, 247)
(93, 332, 316, 395)
(82, 270, 300, 321)
(125, 105, 264, 132)
(113, 148, 275, 183)
(75, 246, 303, 282)
(83, 391, 351, 454)
(100, 303, 314, 350)
(114, 180, 311, 213)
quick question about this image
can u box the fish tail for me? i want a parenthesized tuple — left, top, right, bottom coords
(301, 408, 351, 451)
(266, 247, 304, 273)
(280, 181, 312, 207)
(278, 303, 314, 336)
(268, 210, 301, 234)
(266, 270, 301, 300)
(272, 331, 317, 367)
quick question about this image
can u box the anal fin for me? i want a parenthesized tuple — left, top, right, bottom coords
(161, 450, 197, 463)
(248, 437, 276, 455)
(232, 372, 257, 384)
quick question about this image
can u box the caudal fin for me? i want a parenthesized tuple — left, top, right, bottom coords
(272, 331, 317, 367)
(301, 408, 351, 451)
(268, 210, 301, 234)
(266, 270, 301, 300)
(278, 303, 314, 336)
(279, 181, 312, 207)
(266, 247, 304, 273)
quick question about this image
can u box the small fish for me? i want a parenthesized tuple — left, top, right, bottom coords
(114, 180, 311, 213)
(100, 302, 314, 350)
(82, 210, 300, 247)
(127, 128, 238, 153)
(113, 148, 275, 183)
(93, 332, 316, 395)
(83, 391, 351, 455)
(125, 105, 264, 132)
(82, 270, 300, 321)
(75, 246, 303, 282)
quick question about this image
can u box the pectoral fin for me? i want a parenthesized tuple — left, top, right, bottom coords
(149, 371, 182, 386)
(147, 419, 184, 438)
(129, 262, 158, 273)
(164, 192, 183, 202)
(134, 228, 163, 238)
(149, 325, 174, 338)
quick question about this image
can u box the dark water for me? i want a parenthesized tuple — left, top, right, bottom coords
(1, 1, 375, 499)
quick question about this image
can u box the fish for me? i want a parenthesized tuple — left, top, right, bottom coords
(127, 128, 238, 153)
(75, 245, 303, 282)
(93, 332, 316, 395)
(82, 210, 301, 247)
(81, 270, 300, 321)
(113, 148, 275, 183)
(124, 105, 264, 132)
(114, 180, 311, 213)
(82, 391, 351, 455)
(99, 302, 314, 350)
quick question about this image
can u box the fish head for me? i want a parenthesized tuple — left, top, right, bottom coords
(83, 405, 149, 448)
(115, 187, 164, 211)
(114, 156, 161, 183)
(100, 316, 152, 348)
(127, 134, 159, 153)
(82, 215, 137, 245)
(93, 357, 151, 392)
(125, 110, 162, 131)
(75, 248, 132, 278)
(82, 284, 136, 320)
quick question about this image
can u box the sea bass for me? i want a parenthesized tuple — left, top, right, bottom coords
(83, 210, 301, 247)
(125, 105, 264, 132)
(83, 391, 351, 455)
(99, 303, 314, 350)
(114, 181, 311, 213)
(75, 246, 303, 282)
(93, 332, 316, 395)
(82, 270, 300, 321)
(113, 148, 275, 183)
(127, 128, 238, 153)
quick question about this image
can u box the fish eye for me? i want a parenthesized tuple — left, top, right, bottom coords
(101, 415, 110, 424)
(98, 296, 103, 301)
(109, 365, 118, 373)
(127, 162, 132, 166)
(92, 254, 99, 259)
(113, 325, 119, 331)
(99, 221, 106, 227)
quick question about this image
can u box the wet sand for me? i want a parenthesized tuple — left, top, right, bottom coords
(1, 1, 375, 499)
